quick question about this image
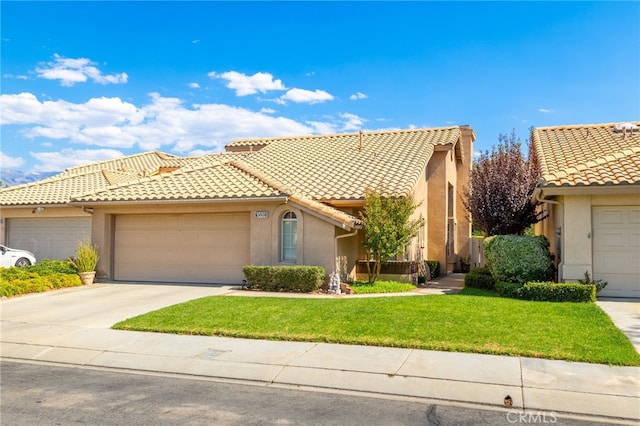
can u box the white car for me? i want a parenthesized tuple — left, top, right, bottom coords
(0, 245, 36, 268)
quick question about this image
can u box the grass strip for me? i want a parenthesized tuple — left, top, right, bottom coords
(113, 292, 640, 366)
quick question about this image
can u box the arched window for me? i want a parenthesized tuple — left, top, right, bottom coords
(281, 211, 297, 262)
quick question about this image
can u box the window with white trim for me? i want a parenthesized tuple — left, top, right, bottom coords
(281, 211, 297, 262)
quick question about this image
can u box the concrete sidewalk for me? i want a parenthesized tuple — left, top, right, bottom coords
(1, 279, 639, 424)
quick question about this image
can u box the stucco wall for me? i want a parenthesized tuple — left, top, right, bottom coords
(540, 193, 640, 283)
(427, 151, 448, 271)
(90, 200, 342, 281)
(561, 195, 593, 281)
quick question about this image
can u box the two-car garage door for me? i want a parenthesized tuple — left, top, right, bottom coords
(593, 207, 640, 298)
(7, 218, 92, 262)
(114, 213, 250, 284)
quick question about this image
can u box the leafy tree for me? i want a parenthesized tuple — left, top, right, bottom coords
(463, 130, 544, 236)
(359, 187, 423, 283)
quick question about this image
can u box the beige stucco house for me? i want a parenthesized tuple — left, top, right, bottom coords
(532, 121, 640, 298)
(0, 126, 475, 284)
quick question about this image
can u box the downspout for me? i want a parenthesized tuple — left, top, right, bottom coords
(334, 229, 358, 277)
(533, 187, 561, 205)
(532, 185, 563, 282)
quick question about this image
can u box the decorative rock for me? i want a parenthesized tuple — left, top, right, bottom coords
(328, 272, 341, 294)
(340, 283, 354, 295)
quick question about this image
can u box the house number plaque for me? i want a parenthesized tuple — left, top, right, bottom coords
(255, 211, 268, 219)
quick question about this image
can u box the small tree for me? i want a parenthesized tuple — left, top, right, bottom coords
(463, 130, 544, 236)
(359, 187, 423, 283)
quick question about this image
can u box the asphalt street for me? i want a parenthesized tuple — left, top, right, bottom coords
(0, 361, 605, 426)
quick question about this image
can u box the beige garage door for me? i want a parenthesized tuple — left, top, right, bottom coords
(8, 218, 92, 262)
(114, 213, 250, 284)
(593, 207, 640, 298)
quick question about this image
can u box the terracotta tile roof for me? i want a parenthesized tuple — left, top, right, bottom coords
(0, 169, 113, 206)
(60, 151, 178, 176)
(2, 127, 465, 229)
(72, 157, 283, 203)
(0, 151, 178, 206)
(226, 127, 462, 200)
(532, 122, 640, 187)
(229, 160, 362, 229)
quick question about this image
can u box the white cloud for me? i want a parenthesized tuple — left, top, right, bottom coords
(0, 152, 25, 168)
(339, 112, 366, 131)
(538, 108, 552, 113)
(3, 74, 28, 80)
(208, 71, 286, 96)
(192, 39, 200, 44)
(260, 107, 276, 114)
(30, 148, 124, 172)
(1, 92, 316, 158)
(188, 82, 200, 89)
(280, 88, 334, 104)
(35, 54, 128, 86)
(306, 121, 338, 134)
(349, 92, 367, 100)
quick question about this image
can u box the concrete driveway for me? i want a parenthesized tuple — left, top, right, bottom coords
(597, 297, 640, 353)
(0, 282, 236, 328)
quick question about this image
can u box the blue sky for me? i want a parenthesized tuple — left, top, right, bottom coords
(1, 1, 639, 173)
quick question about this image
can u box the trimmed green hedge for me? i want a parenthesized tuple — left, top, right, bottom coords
(0, 268, 82, 297)
(484, 235, 553, 284)
(496, 281, 522, 299)
(24, 259, 78, 275)
(464, 267, 496, 290)
(1, 259, 84, 298)
(243, 265, 326, 293)
(426, 260, 440, 279)
(496, 281, 596, 303)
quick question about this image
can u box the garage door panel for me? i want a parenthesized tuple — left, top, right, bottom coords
(8, 218, 91, 261)
(114, 213, 249, 284)
(593, 207, 640, 298)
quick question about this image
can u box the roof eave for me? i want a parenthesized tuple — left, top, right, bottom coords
(536, 183, 640, 197)
(68, 195, 289, 206)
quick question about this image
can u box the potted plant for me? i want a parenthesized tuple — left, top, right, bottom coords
(71, 238, 99, 285)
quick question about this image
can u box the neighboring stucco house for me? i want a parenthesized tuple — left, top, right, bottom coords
(532, 121, 640, 298)
(0, 126, 475, 284)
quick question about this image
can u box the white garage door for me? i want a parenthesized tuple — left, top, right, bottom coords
(114, 213, 250, 284)
(593, 207, 640, 298)
(7, 218, 92, 262)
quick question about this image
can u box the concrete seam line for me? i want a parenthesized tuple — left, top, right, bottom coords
(519, 356, 526, 410)
(269, 365, 287, 385)
(393, 348, 413, 376)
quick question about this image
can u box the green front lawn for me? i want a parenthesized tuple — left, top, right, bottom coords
(113, 292, 640, 366)
(350, 280, 416, 294)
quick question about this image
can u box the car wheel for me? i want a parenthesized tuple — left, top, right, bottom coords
(15, 257, 32, 268)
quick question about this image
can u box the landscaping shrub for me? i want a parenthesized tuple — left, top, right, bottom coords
(484, 235, 553, 284)
(426, 260, 440, 278)
(495, 280, 595, 303)
(469, 267, 492, 276)
(243, 265, 325, 293)
(578, 271, 608, 293)
(496, 281, 522, 299)
(24, 259, 78, 275)
(0, 267, 82, 297)
(464, 269, 496, 290)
